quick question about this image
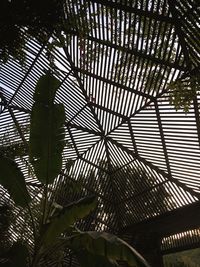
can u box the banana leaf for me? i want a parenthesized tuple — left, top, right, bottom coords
(0, 155, 31, 207)
(29, 73, 65, 184)
(40, 195, 97, 246)
(33, 72, 59, 105)
(69, 231, 150, 267)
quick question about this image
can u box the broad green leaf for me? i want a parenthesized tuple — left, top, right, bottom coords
(41, 195, 97, 246)
(70, 231, 150, 267)
(0, 155, 31, 207)
(77, 251, 119, 267)
(3, 241, 29, 267)
(30, 73, 65, 184)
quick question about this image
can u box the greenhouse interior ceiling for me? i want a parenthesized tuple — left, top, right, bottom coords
(0, 0, 200, 266)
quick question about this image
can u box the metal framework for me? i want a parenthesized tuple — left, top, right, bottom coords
(0, 0, 200, 264)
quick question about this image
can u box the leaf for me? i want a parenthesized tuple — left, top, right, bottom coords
(0, 155, 31, 207)
(29, 73, 65, 184)
(77, 251, 119, 267)
(33, 71, 60, 105)
(69, 231, 150, 267)
(3, 241, 29, 267)
(41, 195, 97, 246)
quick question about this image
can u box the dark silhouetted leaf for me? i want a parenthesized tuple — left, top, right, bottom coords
(70, 231, 150, 267)
(41, 195, 97, 246)
(33, 73, 59, 105)
(30, 73, 65, 184)
(0, 155, 31, 207)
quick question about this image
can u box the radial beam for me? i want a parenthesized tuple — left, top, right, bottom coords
(70, 32, 187, 72)
(154, 99, 172, 177)
(3, 43, 46, 110)
(107, 137, 200, 199)
(62, 45, 104, 134)
(92, 0, 173, 23)
(74, 66, 155, 99)
(167, 0, 192, 70)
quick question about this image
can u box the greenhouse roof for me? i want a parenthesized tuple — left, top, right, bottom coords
(0, 0, 200, 257)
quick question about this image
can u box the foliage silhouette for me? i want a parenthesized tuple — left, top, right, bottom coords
(0, 73, 149, 267)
